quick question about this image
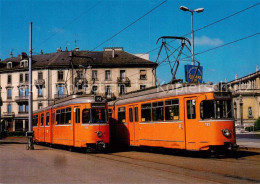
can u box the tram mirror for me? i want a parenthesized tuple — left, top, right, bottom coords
(192, 99, 196, 106)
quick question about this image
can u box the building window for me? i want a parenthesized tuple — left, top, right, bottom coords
(58, 71, 64, 81)
(91, 86, 97, 95)
(140, 70, 147, 80)
(248, 107, 253, 118)
(25, 88, 29, 97)
(19, 105, 24, 113)
(57, 85, 64, 96)
(92, 70, 98, 81)
(38, 72, 43, 80)
(7, 75, 12, 84)
(19, 88, 24, 97)
(105, 85, 111, 96)
(105, 70, 111, 80)
(140, 85, 146, 90)
(7, 62, 12, 69)
(7, 104, 12, 114)
(77, 71, 83, 78)
(19, 74, 23, 83)
(20, 61, 24, 67)
(25, 74, 29, 82)
(24, 61, 28, 67)
(119, 85, 125, 95)
(38, 87, 43, 97)
(7, 88, 12, 99)
(38, 103, 43, 110)
(25, 104, 28, 112)
(120, 70, 126, 79)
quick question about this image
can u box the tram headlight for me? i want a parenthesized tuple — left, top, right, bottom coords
(222, 129, 231, 138)
(96, 131, 103, 137)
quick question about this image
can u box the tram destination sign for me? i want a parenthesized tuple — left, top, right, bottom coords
(185, 65, 203, 83)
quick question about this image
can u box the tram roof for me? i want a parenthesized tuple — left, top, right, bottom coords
(109, 83, 224, 106)
(33, 95, 106, 114)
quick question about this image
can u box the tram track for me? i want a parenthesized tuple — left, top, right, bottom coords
(88, 150, 260, 183)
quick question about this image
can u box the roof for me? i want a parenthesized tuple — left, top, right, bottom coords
(0, 49, 158, 73)
(228, 71, 260, 86)
(108, 83, 225, 106)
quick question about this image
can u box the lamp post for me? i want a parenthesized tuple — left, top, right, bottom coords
(180, 6, 204, 65)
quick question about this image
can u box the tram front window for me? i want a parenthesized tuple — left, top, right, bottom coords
(201, 100, 232, 119)
(91, 109, 106, 123)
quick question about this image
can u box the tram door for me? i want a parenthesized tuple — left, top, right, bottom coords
(184, 97, 198, 150)
(73, 106, 81, 147)
(128, 105, 138, 145)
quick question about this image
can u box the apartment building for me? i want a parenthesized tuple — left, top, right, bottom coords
(0, 47, 157, 132)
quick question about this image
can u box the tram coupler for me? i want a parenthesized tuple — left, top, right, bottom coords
(26, 131, 34, 150)
(96, 141, 106, 151)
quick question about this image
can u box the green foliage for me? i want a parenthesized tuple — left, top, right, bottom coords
(245, 126, 254, 132)
(254, 117, 260, 131)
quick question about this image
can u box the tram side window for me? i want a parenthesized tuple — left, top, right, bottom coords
(46, 113, 50, 126)
(60, 109, 66, 124)
(75, 108, 80, 123)
(82, 109, 90, 123)
(165, 99, 179, 120)
(129, 108, 133, 122)
(40, 114, 44, 126)
(65, 107, 71, 124)
(56, 110, 61, 124)
(141, 103, 151, 122)
(118, 107, 126, 123)
(187, 100, 196, 119)
(152, 101, 164, 121)
(135, 107, 139, 122)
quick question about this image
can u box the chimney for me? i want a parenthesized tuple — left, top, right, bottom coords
(20, 52, 27, 59)
(257, 64, 259, 72)
(75, 47, 79, 52)
(235, 74, 237, 80)
(40, 50, 43, 54)
(65, 47, 68, 51)
(69, 50, 73, 57)
(112, 49, 115, 58)
(56, 47, 62, 52)
(10, 51, 13, 58)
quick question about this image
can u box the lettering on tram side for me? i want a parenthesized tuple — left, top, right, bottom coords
(204, 123, 211, 126)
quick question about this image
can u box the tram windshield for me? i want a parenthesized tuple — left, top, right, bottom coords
(82, 108, 107, 124)
(200, 100, 232, 119)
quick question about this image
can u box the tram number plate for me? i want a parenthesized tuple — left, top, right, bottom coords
(95, 96, 103, 102)
(204, 123, 211, 127)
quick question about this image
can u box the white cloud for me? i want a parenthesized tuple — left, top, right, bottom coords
(194, 36, 224, 46)
(48, 27, 65, 33)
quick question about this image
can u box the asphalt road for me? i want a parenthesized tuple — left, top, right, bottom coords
(1, 141, 260, 184)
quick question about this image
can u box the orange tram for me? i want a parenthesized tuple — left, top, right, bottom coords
(33, 95, 109, 151)
(108, 83, 238, 152)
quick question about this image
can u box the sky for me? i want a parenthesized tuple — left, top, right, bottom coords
(0, 0, 259, 84)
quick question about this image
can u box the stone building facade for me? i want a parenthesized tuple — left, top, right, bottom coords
(0, 47, 157, 132)
(228, 70, 260, 129)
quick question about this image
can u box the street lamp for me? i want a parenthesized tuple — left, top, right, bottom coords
(180, 6, 204, 65)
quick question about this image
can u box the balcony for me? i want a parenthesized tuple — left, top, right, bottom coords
(54, 94, 67, 99)
(74, 77, 88, 86)
(2, 112, 15, 118)
(101, 93, 115, 100)
(34, 79, 45, 87)
(15, 96, 28, 103)
(117, 77, 131, 87)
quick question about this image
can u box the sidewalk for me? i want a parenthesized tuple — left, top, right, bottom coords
(236, 132, 260, 151)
